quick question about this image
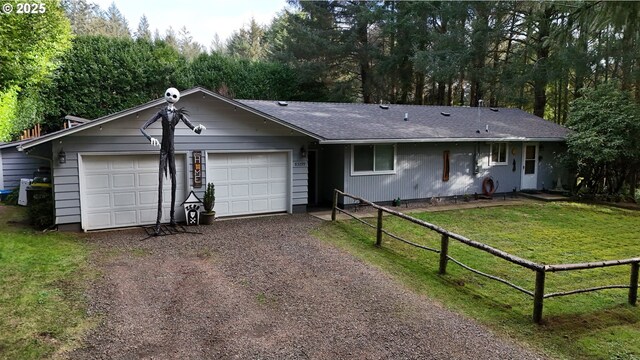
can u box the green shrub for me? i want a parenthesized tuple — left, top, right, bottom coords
(2, 188, 19, 205)
(27, 189, 53, 229)
(203, 183, 215, 213)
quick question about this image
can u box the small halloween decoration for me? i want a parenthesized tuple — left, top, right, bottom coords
(182, 190, 203, 226)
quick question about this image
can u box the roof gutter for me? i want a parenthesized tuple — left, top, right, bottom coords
(319, 137, 566, 144)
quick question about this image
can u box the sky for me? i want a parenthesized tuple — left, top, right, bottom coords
(90, 0, 290, 50)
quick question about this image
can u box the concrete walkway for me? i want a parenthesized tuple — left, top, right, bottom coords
(310, 196, 539, 221)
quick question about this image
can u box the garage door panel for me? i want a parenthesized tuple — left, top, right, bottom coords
(112, 159, 135, 170)
(85, 161, 109, 171)
(139, 191, 156, 205)
(251, 183, 268, 196)
(86, 193, 110, 209)
(82, 155, 186, 230)
(231, 167, 249, 181)
(231, 184, 249, 197)
(270, 155, 286, 165)
(139, 209, 157, 223)
(114, 211, 137, 226)
(138, 173, 157, 187)
(231, 200, 249, 213)
(113, 192, 136, 207)
(216, 185, 229, 198)
(230, 155, 249, 164)
(87, 213, 111, 228)
(137, 158, 158, 169)
(271, 198, 286, 210)
(270, 166, 287, 179)
(209, 155, 229, 166)
(271, 182, 286, 195)
(212, 168, 228, 182)
(251, 167, 268, 180)
(114, 193, 136, 207)
(86, 175, 110, 190)
(215, 202, 229, 214)
(251, 154, 269, 164)
(252, 199, 268, 212)
(113, 174, 135, 188)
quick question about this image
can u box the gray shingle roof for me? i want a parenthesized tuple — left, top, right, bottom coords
(237, 100, 569, 143)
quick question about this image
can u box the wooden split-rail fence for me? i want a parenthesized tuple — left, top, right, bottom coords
(331, 189, 639, 323)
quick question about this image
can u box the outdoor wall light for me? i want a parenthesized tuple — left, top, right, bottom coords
(58, 149, 66, 164)
(300, 146, 307, 158)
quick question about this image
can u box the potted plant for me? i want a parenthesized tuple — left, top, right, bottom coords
(200, 183, 216, 225)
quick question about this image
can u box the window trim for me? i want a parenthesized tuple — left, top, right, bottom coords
(490, 142, 509, 166)
(350, 144, 397, 176)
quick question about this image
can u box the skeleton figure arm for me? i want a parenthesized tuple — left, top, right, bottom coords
(140, 112, 162, 147)
(180, 113, 205, 134)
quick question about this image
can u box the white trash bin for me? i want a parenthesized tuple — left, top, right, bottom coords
(18, 178, 31, 206)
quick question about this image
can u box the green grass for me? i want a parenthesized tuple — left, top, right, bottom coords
(0, 205, 94, 359)
(315, 202, 640, 359)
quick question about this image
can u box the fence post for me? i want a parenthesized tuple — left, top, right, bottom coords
(331, 190, 338, 221)
(629, 262, 639, 306)
(439, 234, 449, 275)
(533, 270, 546, 323)
(375, 208, 383, 247)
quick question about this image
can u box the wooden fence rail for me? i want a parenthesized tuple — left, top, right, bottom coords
(331, 189, 639, 323)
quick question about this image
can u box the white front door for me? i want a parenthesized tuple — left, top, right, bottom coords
(521, 143, 538, 190)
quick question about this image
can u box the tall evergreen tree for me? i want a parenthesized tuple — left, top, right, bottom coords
(135, 15, 152, 41)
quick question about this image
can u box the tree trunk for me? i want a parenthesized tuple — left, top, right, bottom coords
(357, 20, 372, 103)
(415, 72, 425, 105)
(532, 4, 554, 118)
(447, 77, 453, 106)
(458, 69, 465, 105)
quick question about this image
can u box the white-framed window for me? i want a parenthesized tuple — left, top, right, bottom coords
(351, 144, 396, 175)
(490, 143, 508, 165)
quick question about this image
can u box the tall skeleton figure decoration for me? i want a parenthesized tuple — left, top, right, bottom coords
(140, 88, 206, 235)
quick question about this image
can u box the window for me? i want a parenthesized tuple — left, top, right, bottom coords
(351, 144, 396, 175)
(490, 143, 508, 165)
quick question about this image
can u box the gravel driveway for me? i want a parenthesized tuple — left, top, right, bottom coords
(70, 214, 544, 359)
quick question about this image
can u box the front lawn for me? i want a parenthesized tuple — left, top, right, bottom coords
(316, 202, 640, 359)
(0, 205, 93, 359)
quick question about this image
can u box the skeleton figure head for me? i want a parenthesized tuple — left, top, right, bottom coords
(165, 87, 180, 104)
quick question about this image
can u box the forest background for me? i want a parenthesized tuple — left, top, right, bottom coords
(0, 0, 638, 196)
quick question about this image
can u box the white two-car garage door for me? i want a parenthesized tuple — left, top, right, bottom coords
(208, 152, 289, 217)
(80, 154, 185, 230)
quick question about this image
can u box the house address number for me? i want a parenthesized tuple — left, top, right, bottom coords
(294, 161, 307, 167)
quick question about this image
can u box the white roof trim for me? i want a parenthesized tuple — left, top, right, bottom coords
(17, 87, 323, 151)
(319, 137, 566, 144)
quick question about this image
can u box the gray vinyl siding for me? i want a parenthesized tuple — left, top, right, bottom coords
(340, 142, 568, 205)
(52, 137, 309, 226)
(1, 147, 50, 190)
